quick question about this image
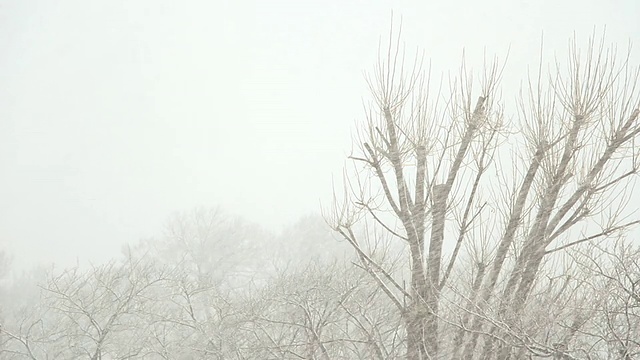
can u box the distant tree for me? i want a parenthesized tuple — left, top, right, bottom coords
(567, 242, 640, 359)
(0, 263, 50, 360)
(328, 27, 640, 360)
(0, 250, 8, 322)
(273, 214, 352, 269)
(0, 255, 168, 359)
(128, 207, 274, 290)
(243, 260, 403, 359)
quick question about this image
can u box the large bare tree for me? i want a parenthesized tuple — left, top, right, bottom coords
(328, 27, 640, 360)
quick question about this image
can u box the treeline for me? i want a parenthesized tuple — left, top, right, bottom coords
(0, 208, 638, 359)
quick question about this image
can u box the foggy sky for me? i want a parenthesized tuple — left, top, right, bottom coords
(1, 0, 638, 272)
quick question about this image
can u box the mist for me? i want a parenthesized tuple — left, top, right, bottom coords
(1, 1, 640, 359)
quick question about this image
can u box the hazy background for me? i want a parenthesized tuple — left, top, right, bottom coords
(1, 0, 638, 273)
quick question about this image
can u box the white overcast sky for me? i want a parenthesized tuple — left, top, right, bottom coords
(1, 0, 639, 272)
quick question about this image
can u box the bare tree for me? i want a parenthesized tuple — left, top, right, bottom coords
(243, 260, 403, 360)
(1, 255, 170, 360)
(566, 242, 640, 359)
(328, 25, 640, 360)
(130, 207, 273, 291)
